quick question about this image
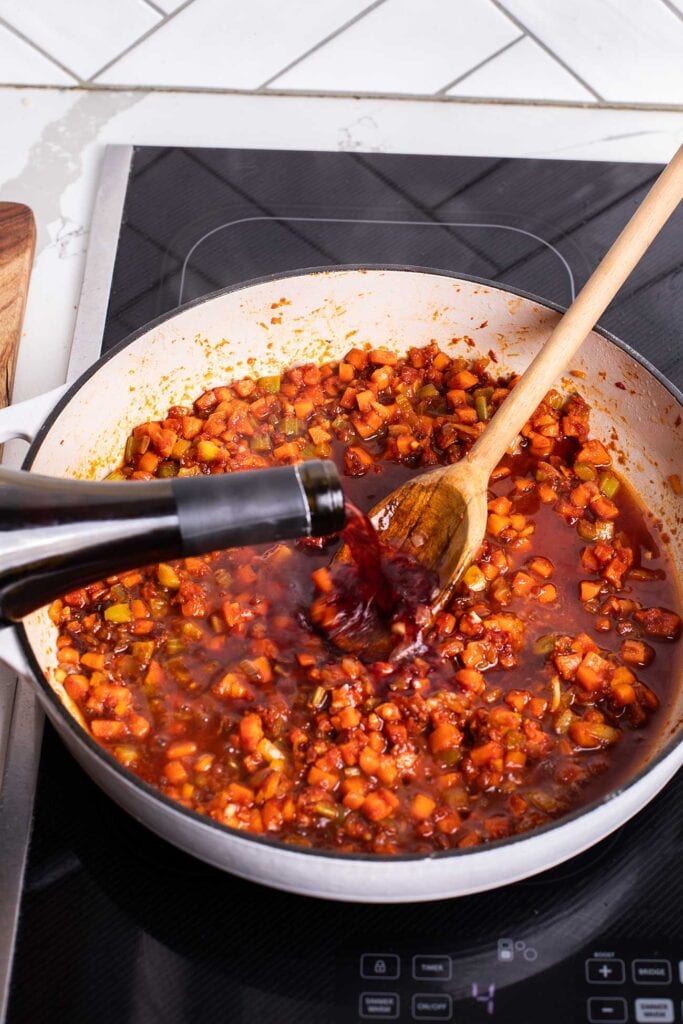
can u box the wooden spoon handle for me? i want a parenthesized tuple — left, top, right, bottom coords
(468, 144, 683, 478)
(0, 203, 36, 409)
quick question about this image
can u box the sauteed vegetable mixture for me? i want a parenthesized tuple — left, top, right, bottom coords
(50, 342, 681, 853)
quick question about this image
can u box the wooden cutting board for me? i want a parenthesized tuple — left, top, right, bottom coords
(0, 202, 36, 410)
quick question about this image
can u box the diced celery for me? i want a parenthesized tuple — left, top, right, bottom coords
(158, 462, 178, 478)
(599, 472, 620, 499)
(475, 394, 489, 421)
(309, 685, 327, 709)
(257, 374, 281, 393)
(314, 801, 338, 820)
(157, 563, 181, 589)
(250, 432, 272, 452)
(533, 633, 557, 655)
(577, 520, 597, 541)
(417, 383, 439, 400)
(574, 462, 597, 482)
(278, 416, 303, 438)
(104, 603, 132, 623)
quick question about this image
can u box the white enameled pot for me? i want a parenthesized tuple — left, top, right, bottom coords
(0, 268, 681, 903)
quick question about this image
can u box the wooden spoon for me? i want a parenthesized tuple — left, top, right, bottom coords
(369, 145, 683, 617)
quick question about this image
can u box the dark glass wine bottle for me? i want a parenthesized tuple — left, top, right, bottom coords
(0, 459, 344, 623)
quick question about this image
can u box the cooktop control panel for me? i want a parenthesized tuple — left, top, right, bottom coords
(337, 944, 682, 1022)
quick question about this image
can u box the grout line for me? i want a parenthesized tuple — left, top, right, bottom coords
(86, 0, 198, 82)
(486, 0, 605, 102)
(436, 34, 524, 95)
(0, 14, 81, 83)
(658, 0, 683, 20)
(258, 0, 389, 89)
(0, 80, 682, 114)
(139, 0, 168, 16)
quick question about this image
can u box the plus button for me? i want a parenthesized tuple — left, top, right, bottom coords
(586, 958, 626, 985)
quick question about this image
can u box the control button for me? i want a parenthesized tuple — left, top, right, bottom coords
(587, 997, 628, 1023)
(678, 961, 683, 983)
(359, 992, 400, 1019)
(412, 955, 452, 982)
(634, 998, 674, 1022)
(497, 938, 514, 962)
(360, 954, 400, 981)
(586, 959, 626, 985)
(632, 960, 672, 985)
(411, 993, 453, 1020)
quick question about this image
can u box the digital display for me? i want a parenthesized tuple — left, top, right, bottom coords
(337, 941, 681, 1022)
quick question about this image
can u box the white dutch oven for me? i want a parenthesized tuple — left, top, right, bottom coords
(0, 267, 680, 903)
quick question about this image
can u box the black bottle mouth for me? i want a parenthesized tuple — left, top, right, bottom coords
(297, 460, 346, 536)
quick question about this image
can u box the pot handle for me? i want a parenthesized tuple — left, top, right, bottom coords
(0, 383, 71, 444)
(0, 627, 32, 679)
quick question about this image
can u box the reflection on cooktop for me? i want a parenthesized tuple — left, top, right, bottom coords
(104, 148, 682, 387)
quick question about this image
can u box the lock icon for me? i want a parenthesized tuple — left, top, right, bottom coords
(376, 959, 387, 975)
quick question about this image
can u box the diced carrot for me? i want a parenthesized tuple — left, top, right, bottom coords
(411, 794, 436, 820)
(575, 651, 609, 691)
(307, 765, 340, 791)
(368, 348, 398, 366)
(570, 721, 620, 748)
(512, 571, 535, 597)
(359, 746, 380, 776)
(529, 557, 554, 579)
(164, 760, 189, 784)
(452, 369, 479, 389)
(81, 652, 105, 671)
(487, 513, 511, 537)
(239, 713, 263, 753)
(166, 741, 198, 759)
(294, 398, 315, 419)
(91, 720, 127, 741)
(576, 440, 611, 466)
(64, 674, 89, 702)
(311, 567, 334, 593)
(536, 584, 557, 604)
(429, 722, 462, 755)
(470, 742, 504, 767)
(580, 580, 602, 602)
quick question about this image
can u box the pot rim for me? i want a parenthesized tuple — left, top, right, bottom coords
(19, 263, 683, 866)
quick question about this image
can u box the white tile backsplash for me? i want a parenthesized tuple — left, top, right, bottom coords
(96, 0, 373, 88)
(270, 0, 520, 94)
(0, 0, 161, 79)
(0, 0, 681, 105)
(447, 35, 594, 102)
(497, 0, 683, 104)
(149, 0, 187, 11)
(0, 22, 74, 84)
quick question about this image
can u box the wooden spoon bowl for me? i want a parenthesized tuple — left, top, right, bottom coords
(364, 145, 683, 621)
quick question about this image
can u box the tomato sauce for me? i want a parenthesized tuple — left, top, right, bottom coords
(49, 343, 682, 854)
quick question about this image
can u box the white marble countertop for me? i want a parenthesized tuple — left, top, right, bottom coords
(0, 86, 682, 418)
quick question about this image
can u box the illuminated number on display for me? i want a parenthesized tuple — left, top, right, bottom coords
(471, 982, 496, 1016)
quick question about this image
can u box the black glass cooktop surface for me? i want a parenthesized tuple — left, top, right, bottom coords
(7, 147, 683, 1024)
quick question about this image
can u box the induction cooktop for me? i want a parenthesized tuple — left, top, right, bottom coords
(3, 146, 682, 1024)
